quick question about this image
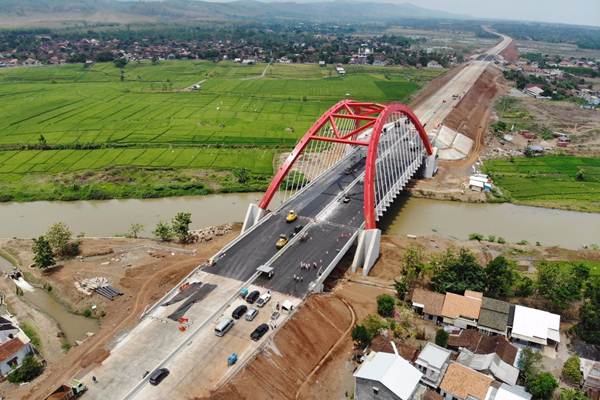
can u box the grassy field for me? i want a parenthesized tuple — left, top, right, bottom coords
(0, 60, 442, 201)
(484, 156, 600, 212)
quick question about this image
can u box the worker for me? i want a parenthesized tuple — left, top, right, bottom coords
(92, 376, 97, 384)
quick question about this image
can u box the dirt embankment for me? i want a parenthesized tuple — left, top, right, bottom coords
(203, 294, 353, 400)
(410, 65, 508, 202)
(500, 39, 519, 62)
(6, 226, 240, 400)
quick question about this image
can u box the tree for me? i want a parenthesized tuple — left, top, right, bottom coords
(393, 278, 408, 300)
(537, 262, 589, 311)
(560, 389, 589, 400)
(485, 256, 516, 298)
(151, 55, 160, 65)
(435, 328, 449, 348)
(518, 347, 543, 385)
(95, 51, 114, 62)
(562, 356, 583, 385)
(527, 372, 558, 400)
(113, 58, 128, 68)
(577, 276, 600, 344)
(351, 325, 372, 348)
(38, 134, 47, 148)
(172, 212, 192, 243)
(32, 236, 54, 269)
(514, 276, 535, 297)
(126, 223, 144, 239)
(376, 294, 396, 317)
(45, 222, 75, 257)
(576, 169, 585, 181)
(153, 221, 173, 242)
(430, 248, 486, 294)
(362, 314, 388, 338)
(6, 355, 43, 383)
(402, 245, 425, 283)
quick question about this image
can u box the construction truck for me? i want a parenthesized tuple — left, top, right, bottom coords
(46, 380, 87, 400)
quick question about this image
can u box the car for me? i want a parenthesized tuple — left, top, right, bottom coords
(275, 234, 288, 249)
(214, 318, 235, 337)
(271, 311, 280, 321)
(245, 308, 259, 321)
(231, 304, 248, 319)
(286, 210, 298, 223)
(149, 368, 169, 386)
(291, 224, 303, 238)
(342, 195, 350, 203)
(250, 323, 270, 341)
(246, 290, 260, 304)
(256, 292, 272, 308)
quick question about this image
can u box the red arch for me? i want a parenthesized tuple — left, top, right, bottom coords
(364, 103, 432, 229)
(258, 100, 432, 229)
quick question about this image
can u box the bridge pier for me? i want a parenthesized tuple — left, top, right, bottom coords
(423, 147, 438, 178)
(351, 228, 381, 276)
(241, 203, 265, 234)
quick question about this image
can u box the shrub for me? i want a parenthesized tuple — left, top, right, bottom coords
(153, 221, 173, 242)
(393, 279, 408, 300)
(6, 355, 43, 383)
(486, 235, 496, 243)
(562, 356, 583, 385)
(362, 314, 388, 338)
(435, 328, 449, 348)
(527, 372, 558, 400)
(497, 237, 506, 244)
(469, 233, 484, 241)
(83, 308, 92, 318)
(351, 325, 372, 348)
(376, 294, 396, 317)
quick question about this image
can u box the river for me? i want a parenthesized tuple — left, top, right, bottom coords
(0, 193, 599, 249)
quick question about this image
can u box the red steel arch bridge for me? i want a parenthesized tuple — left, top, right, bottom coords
(237, 99, 437, 285)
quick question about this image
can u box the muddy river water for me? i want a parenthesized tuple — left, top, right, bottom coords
(0, 193, 598, 248)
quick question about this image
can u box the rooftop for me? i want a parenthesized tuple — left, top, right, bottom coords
(456, 349, 519, 385)
(492, 383, 532, 400)
(354, 352, 423, 400)
(440, 362, 493, 400)
(447, 330, 518, 365)
(441, 291, 483, 320)
(478, 298, 512, 332)
(411, 288, 445, 316)
(511, 305, 560, 345)
(0, 338, 25, 362)
(416, 342, 452, 370)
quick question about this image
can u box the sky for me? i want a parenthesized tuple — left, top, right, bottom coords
(406, 0, 600, 27)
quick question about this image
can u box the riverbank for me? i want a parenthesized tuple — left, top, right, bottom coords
(2, 224, 240, 400)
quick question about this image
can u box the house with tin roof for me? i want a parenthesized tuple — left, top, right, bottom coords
(447, 330, 518, 365)
(354, 351, 423, 400)
(415, 342, 452, 388)
(508, 305, 560, 348)
(456, 349, 519, 385)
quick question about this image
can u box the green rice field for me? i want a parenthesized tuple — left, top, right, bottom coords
(484, 156, 600, 212)
(0, 61, 441, 201)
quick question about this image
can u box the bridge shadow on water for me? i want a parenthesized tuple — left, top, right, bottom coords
(377, 191, 412, 234)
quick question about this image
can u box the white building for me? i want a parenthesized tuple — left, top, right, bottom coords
(354, 351, 423, 400)
(415, 342, 452, 388)
(509, 305, 560, 348)
(0, 315, 34, 376)
(489, 383, 532, 400)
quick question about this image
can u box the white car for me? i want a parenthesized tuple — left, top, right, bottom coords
(256, 292, 272, 308)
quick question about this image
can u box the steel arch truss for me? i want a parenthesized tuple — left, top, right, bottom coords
(259, 99, 432, 229)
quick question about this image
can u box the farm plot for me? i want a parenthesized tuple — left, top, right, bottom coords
(485, 156, 600, 212)
(0, 60, 442, 201)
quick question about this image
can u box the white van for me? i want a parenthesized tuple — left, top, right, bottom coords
(214, 318, 234, 337)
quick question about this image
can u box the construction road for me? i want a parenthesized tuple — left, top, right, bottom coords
(77, 31, 512, 400)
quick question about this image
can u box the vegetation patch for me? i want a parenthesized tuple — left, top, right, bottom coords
(484, 155, 600, 212)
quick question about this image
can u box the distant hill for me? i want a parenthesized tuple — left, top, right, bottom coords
(0, 0, 467, 27)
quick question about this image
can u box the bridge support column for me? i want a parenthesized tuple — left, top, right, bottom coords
(241, 203, 265, 234)
(351, 228, 381, 276)
(423, 147, 438, 178)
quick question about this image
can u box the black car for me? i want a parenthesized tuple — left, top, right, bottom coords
(232, 304, 248, 319)
(149, 368, 169, 386)
(246, 290, 260, 304)
(250, 323, 270, 341)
